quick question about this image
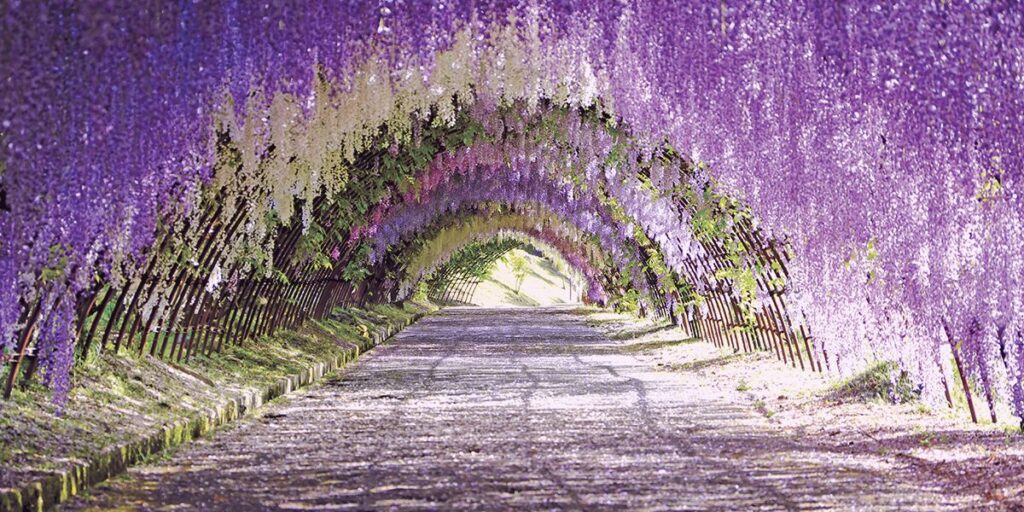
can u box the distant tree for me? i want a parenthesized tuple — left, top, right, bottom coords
(506, 252, 529, 294)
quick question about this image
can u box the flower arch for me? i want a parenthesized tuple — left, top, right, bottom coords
(411, 228, 602, 306)
(387, 210, 612, 304)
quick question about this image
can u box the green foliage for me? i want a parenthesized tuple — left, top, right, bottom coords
(614, 287, 641, 315)
(828, 361, 919, 404)
(682, 172, 783, 329)
(341, 243, 373, 284)
(40, 244, 70, 283)
(753, 399, 775, 418)
(714, 266, 758, 326)
(270, 268, 291, 285)
(603, 141, 629, 171)
(411, 281, 429, 302)
(342, 261, 371, 284)
(843, 237, 880, 283)
(976, 157, 1005, 204)
(505, 252, 529, 294)
(292, 222, 333, 271)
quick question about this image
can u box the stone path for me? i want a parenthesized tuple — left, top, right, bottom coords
(64, 306, 962, 511)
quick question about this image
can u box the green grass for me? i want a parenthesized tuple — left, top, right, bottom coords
(608, 322, 679, 341)
(621, 336, 700, 353)
(0, 301, 430, 491)
(669, 353, 750, 372)
(827, 361, 918, 404)
(754, 399, 775, 418)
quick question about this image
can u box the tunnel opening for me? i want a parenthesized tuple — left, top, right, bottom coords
(420, 234, 588, 307)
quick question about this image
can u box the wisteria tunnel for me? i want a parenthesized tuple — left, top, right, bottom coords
(1, 1, 1024, 510)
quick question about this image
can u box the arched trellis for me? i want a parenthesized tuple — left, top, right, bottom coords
(424, 238, 526, 305)
(357, 138, 822, 371)
(383, 208, 609, 298)
(658, 151, 820, 372)
(0, 99, 830, 407)
(1, 134, 825, 399)
(344, 167, 818, 376)
(401, 216, 603, 306)
(426, 238, 588, 306)
(5, 88, 803, 401)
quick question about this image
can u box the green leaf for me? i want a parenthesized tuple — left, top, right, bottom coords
(271, 268, 290, 285)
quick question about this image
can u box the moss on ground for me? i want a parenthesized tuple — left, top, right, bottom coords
(0, 301, 433, 494)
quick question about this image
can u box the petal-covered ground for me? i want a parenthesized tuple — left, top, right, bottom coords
(65, 307, 982, 510)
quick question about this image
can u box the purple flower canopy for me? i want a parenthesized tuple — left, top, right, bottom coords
(1, 1, 1023, 414)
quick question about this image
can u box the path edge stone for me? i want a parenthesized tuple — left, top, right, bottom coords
(0, 313, 425, 512)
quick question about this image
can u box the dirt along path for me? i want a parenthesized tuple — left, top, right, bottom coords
(63, 306, 967, 511)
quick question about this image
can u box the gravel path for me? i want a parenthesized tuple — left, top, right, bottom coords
(63, 306, 961, 511)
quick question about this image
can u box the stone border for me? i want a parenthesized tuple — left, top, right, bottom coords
(0, 313, 423, 512)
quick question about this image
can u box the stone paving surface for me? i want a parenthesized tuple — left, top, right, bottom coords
(63, 306, 963, 511)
